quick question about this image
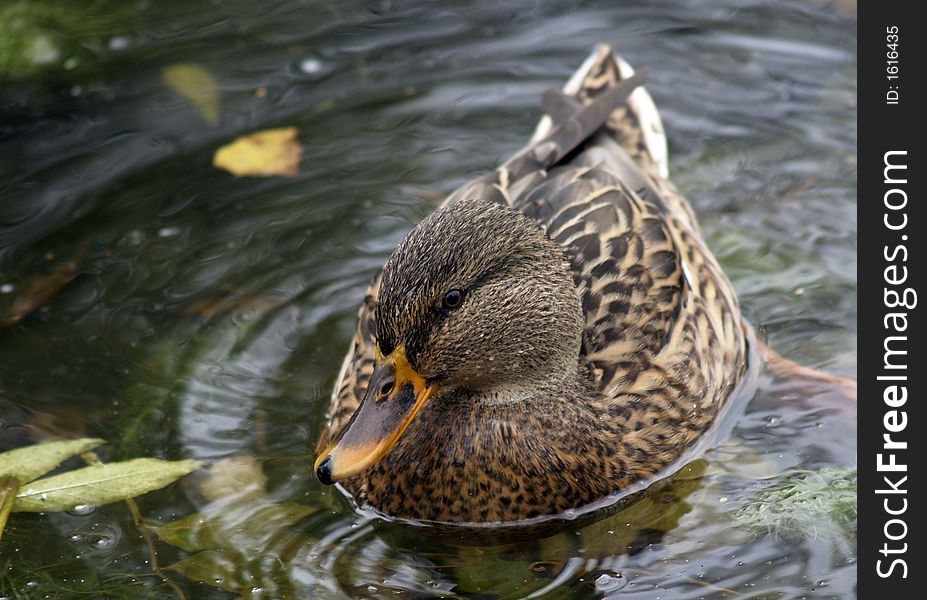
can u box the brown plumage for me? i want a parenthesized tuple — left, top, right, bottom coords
(314, 44, 746, 524)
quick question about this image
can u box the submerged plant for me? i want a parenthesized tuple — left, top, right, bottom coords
(733, 466, 856, 547)
(0, 0, 132, 79)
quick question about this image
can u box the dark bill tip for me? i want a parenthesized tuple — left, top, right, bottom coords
(316, 454, 334, 485)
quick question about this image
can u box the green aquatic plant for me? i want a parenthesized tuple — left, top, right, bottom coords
(733, 466, 856, 546)
(0, 0, 130, 78)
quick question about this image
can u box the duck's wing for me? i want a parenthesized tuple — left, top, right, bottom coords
(502, 46, 745, 414)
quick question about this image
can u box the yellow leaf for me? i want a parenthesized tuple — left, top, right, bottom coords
(198, 455, 267, 502)
(162, 63, 220, 125)
(212, 128, 302, 177)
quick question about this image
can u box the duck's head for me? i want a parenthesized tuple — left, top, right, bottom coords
(315, 199, 584, 484)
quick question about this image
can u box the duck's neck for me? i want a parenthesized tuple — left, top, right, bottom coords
(363, 360, 620, 522)
(449, 358, 597, 409)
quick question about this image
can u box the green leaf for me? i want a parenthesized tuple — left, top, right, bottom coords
(156, 498, 314, 553)
(0, 475, 18, 541)
(162, 63, 220, 125)
(12, 457, 202, 512)
(0, 437, 104, 484)
(158, 495, 317, 598)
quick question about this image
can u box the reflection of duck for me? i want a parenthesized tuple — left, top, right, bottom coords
(314, 44, 749, 523)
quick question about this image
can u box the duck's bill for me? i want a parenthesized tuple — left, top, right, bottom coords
(314, 349, 436, 484)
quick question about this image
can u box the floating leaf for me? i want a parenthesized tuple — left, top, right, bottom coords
(183, 290, 286, 320)
(162, 63, 220, 124)
(0, 476, 17, 540)
(13, 457, 202, 512)
(213, 127, 302, 177)
(0, 437, 103, 484)
(0, 246, 87, 328)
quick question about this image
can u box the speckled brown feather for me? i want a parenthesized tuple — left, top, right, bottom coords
(316, 45, 745, 523)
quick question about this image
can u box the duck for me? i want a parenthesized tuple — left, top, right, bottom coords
(313, 44, 749, 524)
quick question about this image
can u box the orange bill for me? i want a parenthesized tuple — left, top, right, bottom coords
(314, 345, 436, 484)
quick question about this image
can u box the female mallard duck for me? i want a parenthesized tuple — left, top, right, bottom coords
(313, 45, 748, 524)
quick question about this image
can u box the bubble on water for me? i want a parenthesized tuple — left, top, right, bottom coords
(299, 58, 324, 74)
(158, 226, 181, 238)
(68, 504, 97, 516)
(591, 570, 625, 592)
(126, 230, 146, 245)
(93, 533, 116, 550)
(0, 283, 14, 293)
(109, 36, 130, 51)
(67, 533, 83, 543)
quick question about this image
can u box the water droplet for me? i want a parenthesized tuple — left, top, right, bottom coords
(0, 283, 14, 293)
(158, 226, 180, 238)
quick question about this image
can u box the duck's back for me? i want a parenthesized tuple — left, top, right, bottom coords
(439, 45, 746, 427)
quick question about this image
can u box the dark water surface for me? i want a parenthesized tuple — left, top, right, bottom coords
(1, 0, 856, 598)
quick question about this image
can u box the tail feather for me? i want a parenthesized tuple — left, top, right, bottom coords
(530, 44, 669, 179)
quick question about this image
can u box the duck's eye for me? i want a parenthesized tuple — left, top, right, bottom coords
(442, 289, 464, 309)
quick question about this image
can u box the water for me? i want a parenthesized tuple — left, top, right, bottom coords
(1, 0, 856, 598)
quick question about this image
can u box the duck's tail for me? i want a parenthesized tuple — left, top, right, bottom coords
(528, 43, 669, 180)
